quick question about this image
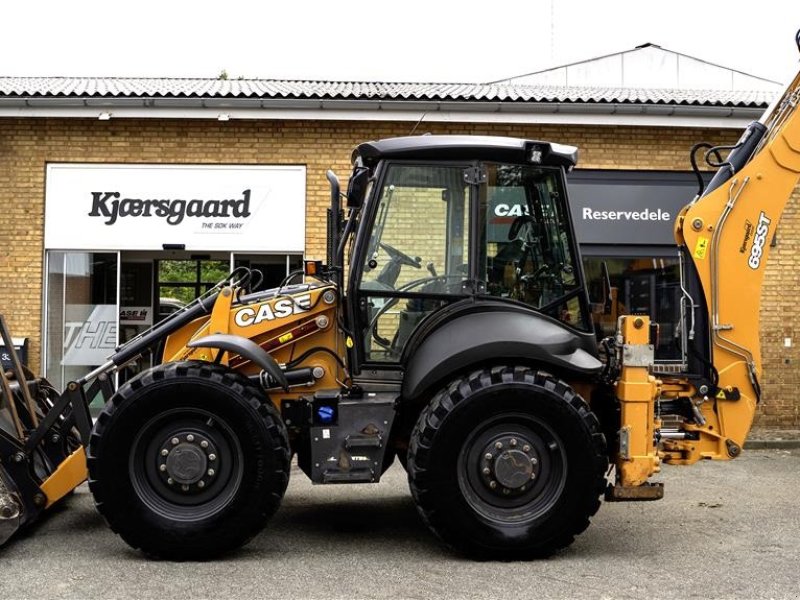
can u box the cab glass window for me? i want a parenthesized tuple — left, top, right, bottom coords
(358, 164, 469, 361)
(482, 164, 588, 330)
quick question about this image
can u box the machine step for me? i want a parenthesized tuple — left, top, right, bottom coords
(344, 433, 382, 449)
(322, 468, 375, 483)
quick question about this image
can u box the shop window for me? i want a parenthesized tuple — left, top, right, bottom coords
(584, 256, 682, 362)
(156, 259, 230, 315)
(45, 252, 118, 404)
(118, 260, 155, 384)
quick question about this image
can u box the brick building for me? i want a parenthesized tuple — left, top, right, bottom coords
(1, 45, 797, 426)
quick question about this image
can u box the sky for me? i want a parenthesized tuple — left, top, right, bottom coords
(1, 1, 799, 85)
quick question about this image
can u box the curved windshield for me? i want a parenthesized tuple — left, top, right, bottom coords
(482, 163, 588, 330)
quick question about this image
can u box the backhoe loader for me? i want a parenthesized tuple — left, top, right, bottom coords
(2, 34, 800, 560)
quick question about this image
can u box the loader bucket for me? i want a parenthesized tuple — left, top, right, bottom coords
(0, 315, 103, 547)
(0, 468, 21, 545)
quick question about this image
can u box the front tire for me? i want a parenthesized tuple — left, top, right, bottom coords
(408, 366, 607, 559)
(87, 361, 290, 560)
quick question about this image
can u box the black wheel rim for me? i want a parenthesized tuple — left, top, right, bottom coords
(129, 407, 244, 521)
(456, 412, 567, 525)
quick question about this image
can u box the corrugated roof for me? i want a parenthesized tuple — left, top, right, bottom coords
(0, 77, 776, 108)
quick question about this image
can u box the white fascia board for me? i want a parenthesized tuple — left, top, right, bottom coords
(0, 101, 760, 129)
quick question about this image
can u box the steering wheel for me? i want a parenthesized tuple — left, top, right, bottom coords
(368, 274, 463, 353)
(379, 242, 422, 268)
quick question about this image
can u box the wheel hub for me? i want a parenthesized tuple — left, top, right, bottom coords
(480, 435, 540, 496)
(494, 449, 534, 489)
(165, 444, 207, 484)
(157, 432, 219, 493)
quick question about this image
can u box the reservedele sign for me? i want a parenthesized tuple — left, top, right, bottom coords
(567, 170, 702, 245)
(45, 164, 306, 251)
(580, 207, 671, 222)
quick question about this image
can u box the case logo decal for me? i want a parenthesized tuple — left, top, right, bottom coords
(234, 294, 311, 327)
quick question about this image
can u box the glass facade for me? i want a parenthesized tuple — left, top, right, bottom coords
(45, 252, 119, 406)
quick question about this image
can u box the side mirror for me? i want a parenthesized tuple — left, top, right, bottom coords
(601, 260, 613, 314)
(346, 166, 370, 208)
(508, 215, 534, 240)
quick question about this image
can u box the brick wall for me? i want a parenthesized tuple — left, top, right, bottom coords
(0, 116, 796, 425)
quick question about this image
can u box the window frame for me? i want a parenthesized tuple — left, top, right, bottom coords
(478, 162, 593, 333)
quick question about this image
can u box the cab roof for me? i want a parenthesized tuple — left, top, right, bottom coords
(353, 135, 578, 169)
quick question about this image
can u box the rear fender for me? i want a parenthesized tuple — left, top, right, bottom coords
(401, 302, 601, 402)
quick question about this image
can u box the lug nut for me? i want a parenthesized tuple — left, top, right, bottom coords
(484, 453, 493, 461)
(208, 454, 216, 462)
(181, 484, 189, 492)
(502, 488, 510, 495)
(200, 441, 208, 449)
(171, 437, 179, 446)
(520, 485, 526, 491)
(494, 442, 503, 450)
(207, 469, 215, 476)
(510, 438, 517, 447)
(489, 481, 497, 489)
(186, 434, 195, 442)
(522, 445, 530, 452)
(159, 464, 167, 472)
(197, 481, 205, 488)
(161, 449, 169, 457)
(530, 472, 537, 480)
(531, 457, 538, 465)
(167, 478, 174, 485)
(482, 467, 491, 475)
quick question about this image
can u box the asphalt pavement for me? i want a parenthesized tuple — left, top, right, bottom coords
(1, 449, 799, 600)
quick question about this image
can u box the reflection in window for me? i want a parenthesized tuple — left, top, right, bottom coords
(482, 164, 587, 330)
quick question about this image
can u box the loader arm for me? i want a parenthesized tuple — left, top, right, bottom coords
(670, 66, 800, 460)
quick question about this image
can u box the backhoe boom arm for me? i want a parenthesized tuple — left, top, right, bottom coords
(670, 66, 800, 458)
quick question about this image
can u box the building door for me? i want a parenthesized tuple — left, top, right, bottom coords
(117, 253, 232, 383)
(155, 257, 231, 319)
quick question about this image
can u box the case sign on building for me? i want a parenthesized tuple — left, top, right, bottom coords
(44, 164, 307, 252)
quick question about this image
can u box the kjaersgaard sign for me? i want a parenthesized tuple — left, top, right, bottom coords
(45, 164, 306, 252)
(87, 189, 253, 225)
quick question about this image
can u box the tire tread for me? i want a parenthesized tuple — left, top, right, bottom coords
(408, 366, 607, 559)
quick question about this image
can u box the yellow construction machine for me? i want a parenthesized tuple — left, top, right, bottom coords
(2, 34, 800, 560)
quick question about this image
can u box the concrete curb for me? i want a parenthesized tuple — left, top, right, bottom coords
(744, 439, 800, 449)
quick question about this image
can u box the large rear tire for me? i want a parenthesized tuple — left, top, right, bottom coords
(408, 366, 607, 559)
(87, 361, 290, 560)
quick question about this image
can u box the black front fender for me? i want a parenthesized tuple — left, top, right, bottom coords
(402, 309, 601, 402)
(188, 334, 288, 390)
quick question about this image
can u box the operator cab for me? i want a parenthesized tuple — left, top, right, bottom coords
(342, 135, 595, 367)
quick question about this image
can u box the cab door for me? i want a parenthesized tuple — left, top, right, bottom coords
(349, 162, 474, 369)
